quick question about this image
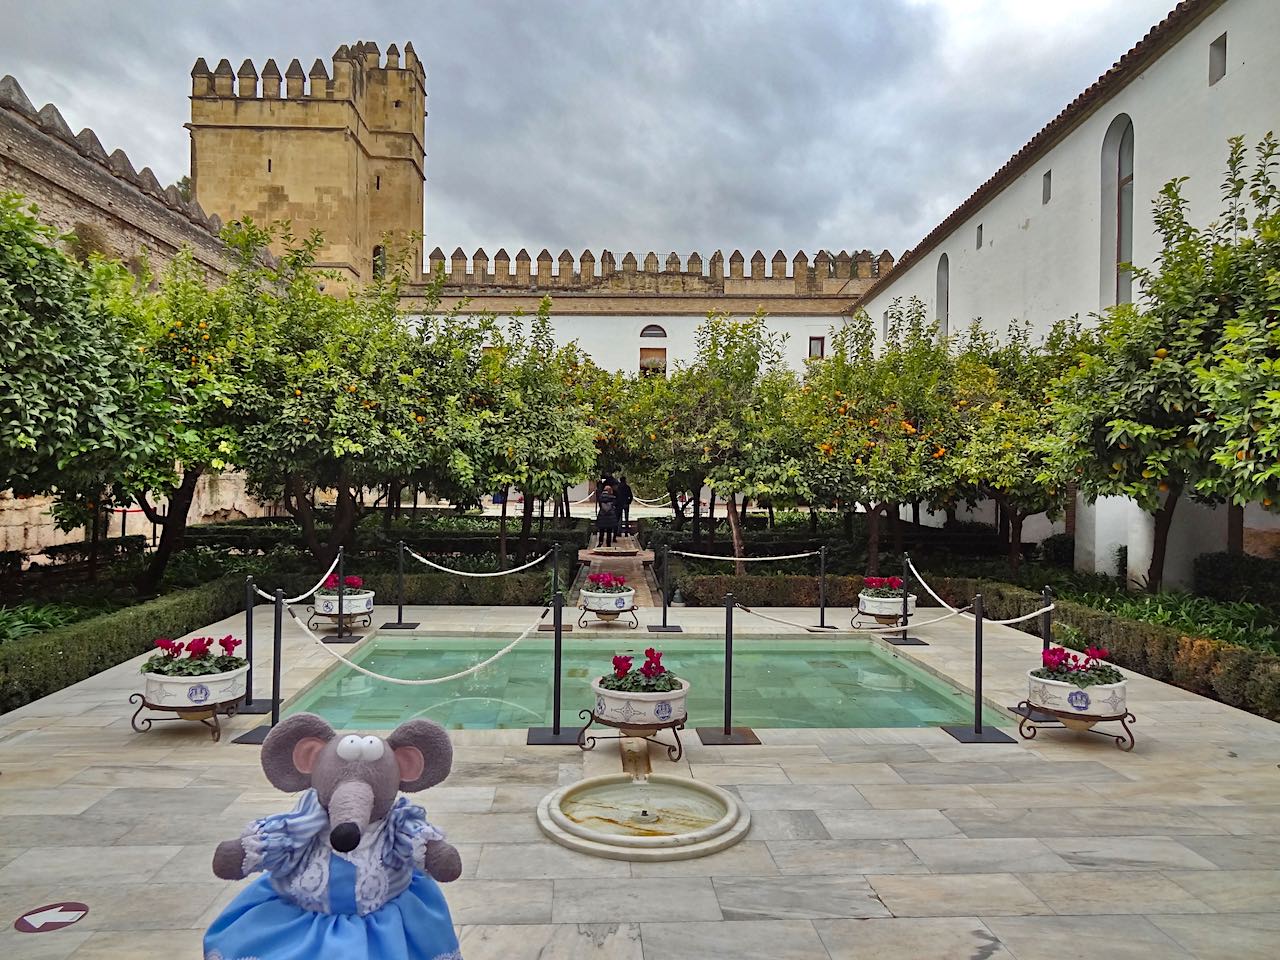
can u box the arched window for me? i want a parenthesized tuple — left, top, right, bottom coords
(1100, 114, 1134, 306)
(372, 245, 386, 281)
(640, 324, 667, 338)
(935, 253, 950, 338)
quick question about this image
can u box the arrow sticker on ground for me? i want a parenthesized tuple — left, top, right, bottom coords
(13, 901, 88, 933)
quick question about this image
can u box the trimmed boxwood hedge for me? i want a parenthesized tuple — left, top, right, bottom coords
(0, 575, 245, 714)
(182, 526, 590, 556)
(1193, 552, 1280, 608)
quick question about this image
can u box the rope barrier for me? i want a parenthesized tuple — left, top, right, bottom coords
(905, 557, 1054, 625)
(406, 546, 552, 578)
(730, 601, 974, 633)
(287, 606, 547, 686)
(671, 549, 820, 562)
(254, 552, 342, 604)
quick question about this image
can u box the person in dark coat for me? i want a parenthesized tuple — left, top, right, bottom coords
(616, 475, 633, 535)
(596, 484, 618, 548)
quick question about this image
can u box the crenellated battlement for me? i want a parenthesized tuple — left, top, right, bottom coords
(407, 245, 892, 315)
(190, 40, 424, 102)
(427, 246, 893, 290)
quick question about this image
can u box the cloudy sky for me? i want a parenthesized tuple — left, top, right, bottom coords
(2, 0, 1176, 258)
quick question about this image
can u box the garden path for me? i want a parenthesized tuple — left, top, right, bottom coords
(575, 534, 656, 607)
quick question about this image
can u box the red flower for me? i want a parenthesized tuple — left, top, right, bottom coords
(642, 647, 665, 675)
(219, 635, 242, 656)
(187, 636, 213, 658)
(1084, 645, 1109, 663)
(1042, 647, 1069, 670)
(343, 575, 363, 589)
(612, 654, 633, 678)
(323, 573, 339, 590)
(154, 637, 182, 657)
(886, 576, 903, 590)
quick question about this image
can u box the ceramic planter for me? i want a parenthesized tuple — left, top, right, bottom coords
(591, 677, 690, 731)
(581, 588, 636, 620)
(142, 664, 248, 717)
(1027, 670, 1128, 731)
(312, 589, 376, 616)
(858, 592, 917, 624)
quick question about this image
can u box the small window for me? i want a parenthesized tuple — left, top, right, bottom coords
(808, 336, 825, 359)
(881, 310, 889, 340)
(640, 324, 667, 338)
(393, 99, 403, 108)
(375, 175, 381, 191)
(267, 158, 272, 173)
(975, 223, 984, 249)
(639, 347, 667, 377)
(1042, 170, 1052, 204)
(1209, 33, 1227, 85)
(935, 254, 950, 338)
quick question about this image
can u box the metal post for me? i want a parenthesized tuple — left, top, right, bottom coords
(382, 540, 419, 629)
(886, 551, 925, 645)
(238, 576, 270, 714)
(648, 543, 683, 632)
(1040, 585, 1053, 652)
(121, 505, 128, 541)
(527, 590, 577, 744)
(695, 594, 759, 745)
(552, 541, 560, 598)
(337, 545, 346, 638)
(819, 546, 827, 628)
(234, 588, 284, 744)
(941, 591, 1013, 743)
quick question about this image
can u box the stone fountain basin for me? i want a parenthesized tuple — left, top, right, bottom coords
(537, 774, 751, 861)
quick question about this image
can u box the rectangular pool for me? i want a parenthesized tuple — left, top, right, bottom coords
(285, 633, 1007, 731)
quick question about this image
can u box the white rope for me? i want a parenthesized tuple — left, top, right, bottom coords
(671, 549, 820, 562)
(287, 606, 546, 685)
(406, 546, 552, 578)
(255, 552, 342, 604)
(633, 495, 672, 505)
(731, 602, 972, 633)
(904, 557, 1054, 625)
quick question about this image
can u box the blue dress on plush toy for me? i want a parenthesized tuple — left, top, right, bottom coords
(204, 789, 461, 960)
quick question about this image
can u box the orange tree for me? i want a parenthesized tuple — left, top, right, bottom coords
(1040, 137, 1279, 591)
(950, 319, 1086, 571)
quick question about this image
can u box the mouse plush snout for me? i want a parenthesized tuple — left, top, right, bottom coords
(329, 822, 361, 852)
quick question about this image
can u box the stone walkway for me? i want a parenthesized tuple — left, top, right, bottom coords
(576, 534, 657, 607)
(1, 601, 1278, 959)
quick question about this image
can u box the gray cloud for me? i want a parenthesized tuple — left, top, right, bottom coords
(0, 0, 1176, 257)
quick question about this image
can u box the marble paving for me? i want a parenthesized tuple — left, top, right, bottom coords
(1, 599, 1278, 959)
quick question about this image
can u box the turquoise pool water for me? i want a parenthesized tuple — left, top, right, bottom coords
(286, 633, 1007, 730)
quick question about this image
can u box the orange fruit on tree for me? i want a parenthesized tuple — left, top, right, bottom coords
(1154, 348, 1168, 359)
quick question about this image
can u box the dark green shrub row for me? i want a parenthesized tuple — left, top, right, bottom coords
(257, 565, 574, 608)
(1194, 552, 1280, 608)
(182, 527, 589, 556)
(34, 535, 148, 566)
(0, 575, 245, 714)
(924, 576, 1280, 722)
(1038, 532, 1075, 567)
(680, 574, 867, 608)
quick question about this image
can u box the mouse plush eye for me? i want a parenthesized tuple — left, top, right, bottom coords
(359, 736, 385, 761)
(336, 735, 364, 761)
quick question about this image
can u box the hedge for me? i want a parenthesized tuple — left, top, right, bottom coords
(256, 566, 572, 608)
(1194, 552, 1280, 608)
(0, 575, 245, 714)
(182, 527, 590, 556)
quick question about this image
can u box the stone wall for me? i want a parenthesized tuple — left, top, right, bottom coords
(0, 75, 237, 277)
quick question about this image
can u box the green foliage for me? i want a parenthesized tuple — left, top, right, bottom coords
(0, 603, 78, 643)
(1193, 551, 1280, 607)
(1038, 533, 1076, 567)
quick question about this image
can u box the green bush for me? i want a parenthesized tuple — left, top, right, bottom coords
(1194, 552, 1280, 608)
(1039, 533, 1075, 567)
(679, 574, 866, 608)
(0, 575, 244, 713)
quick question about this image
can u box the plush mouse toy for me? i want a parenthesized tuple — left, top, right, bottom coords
(203, 713, 462, 960)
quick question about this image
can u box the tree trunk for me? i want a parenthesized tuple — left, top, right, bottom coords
(724, 492, 747, 575)
(517, 489, 535, 560)
(889, 502, 903, 556)
(708, 491, 717, 543)
(1227, 503, 1244, 555)
(739, 496, 749, 525)
(1147, 480, 1182, 593)
(135, 467, 203, 595)
(1007, 508, 1024, 572)
(810, 506, 818, 535)
(692, 490, 702, 541)
(843, 508, 854, 541)
(537, 496, 546, 543)
(87, 499, 101, 582)
(498, 489, 509, 569)
(669, 484, 686, 531)
(996, 500, 1009, 547)
(944, 504, 958, 528)
(767, 502, 775, 530)
(867, 503, 882, 575)
(912, 501, 921, 525)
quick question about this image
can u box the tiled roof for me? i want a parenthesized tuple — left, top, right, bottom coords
(854, 0, 1226, 307)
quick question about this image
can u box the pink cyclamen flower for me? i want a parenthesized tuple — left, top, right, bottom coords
(612, 655, 633, 678)
(219, 635, 242, 656)
(323, 573, 339, 590)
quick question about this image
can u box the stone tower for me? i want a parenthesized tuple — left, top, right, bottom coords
(188, 41, 425, 285)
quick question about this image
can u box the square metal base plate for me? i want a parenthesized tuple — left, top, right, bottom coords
(646, 624, 684, 633)
(526, 727, 583, 745)
(324, 634, 363, 644)
(885, 635, 929, 646)
(696, 726, 761, 746)
(232, 725, 273, 745)
(381, 621, 420, 630)
(537, 623, 573, 632)
(235, 699, 276, 715)
(941, 724, 1016, 744)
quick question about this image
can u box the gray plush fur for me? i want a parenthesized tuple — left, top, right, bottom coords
(212, 713, 462, 883)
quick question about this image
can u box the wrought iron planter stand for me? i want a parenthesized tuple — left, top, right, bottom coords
(577, 605, 640, 629)
(1014, 700, 1137, 751)
(128, 693, 243, 743)
(305, 607, 372, 632)
(576, 708, 686, 761)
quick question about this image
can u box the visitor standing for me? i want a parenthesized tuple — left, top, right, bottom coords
(616, 475, 633, 535)
(596, 484, 618, 548)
